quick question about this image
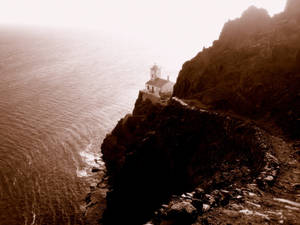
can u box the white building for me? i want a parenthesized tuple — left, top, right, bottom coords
(145, 64, 174, 96)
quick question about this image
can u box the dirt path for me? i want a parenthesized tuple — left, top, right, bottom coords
(195, 136, 300, 224)
(169, 97, 300, 224)
(84, 97, 300, 224)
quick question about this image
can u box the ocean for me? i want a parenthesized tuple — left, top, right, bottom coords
(0, 27, 177, 225)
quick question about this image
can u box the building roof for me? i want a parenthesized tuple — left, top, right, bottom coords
(146, 78, 173, 88)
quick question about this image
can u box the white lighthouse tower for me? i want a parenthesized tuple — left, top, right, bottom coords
(144, 64, 174, 97)
(150, 64, 161, 80)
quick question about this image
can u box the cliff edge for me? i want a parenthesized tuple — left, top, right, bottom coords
(88, 1, 300, 224)
(101, 94, 272, 224)
(173, 2, 300, 138)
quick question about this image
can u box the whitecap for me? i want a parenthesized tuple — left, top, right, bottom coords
(76, 142, 103, 177)
(79, 143, 99, 167)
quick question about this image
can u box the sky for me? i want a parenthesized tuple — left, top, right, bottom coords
(0, 0, 287, 74)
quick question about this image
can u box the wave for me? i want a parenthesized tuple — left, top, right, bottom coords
(0, 28, 150, 224)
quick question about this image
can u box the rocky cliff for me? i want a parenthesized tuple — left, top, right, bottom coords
(91, 1, 300, 224)
(100, 93, 279, 224)
(173, 2, 300, 138)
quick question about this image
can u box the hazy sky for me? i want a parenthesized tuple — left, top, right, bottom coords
(0, 0, 287, 73)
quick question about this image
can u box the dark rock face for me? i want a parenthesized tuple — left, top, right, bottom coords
(219, 6, 271, 45)
(96, 2, 300, 224)
(101, 94, 270, 224)
(173, 5, 300, 138)
(285, 0, 300, 17)
(163, 201, 197, 225)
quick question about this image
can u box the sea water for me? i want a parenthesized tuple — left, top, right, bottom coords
(0, 27, 167, 225)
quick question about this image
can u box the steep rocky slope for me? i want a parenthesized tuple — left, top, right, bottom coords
(87, 1, 300, 224)
(101, 95, 272, 224)
(173, 1, 300, 138)
(99, 95, 299, 225)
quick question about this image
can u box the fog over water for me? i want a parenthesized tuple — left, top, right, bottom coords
(0, 1, 286, 66)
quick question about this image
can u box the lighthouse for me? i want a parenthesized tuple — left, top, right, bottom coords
(145, 64, 174, 96)
(150, 64, 161, 80)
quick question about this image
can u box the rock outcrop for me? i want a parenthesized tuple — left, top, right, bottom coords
(92, 1, 300, 224)
(101, 93, 272, 224)
(173, 3, 300, 138)
(285, 0, 300, 16)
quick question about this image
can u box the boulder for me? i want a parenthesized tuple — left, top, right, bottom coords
(167, 201, 197, 221)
